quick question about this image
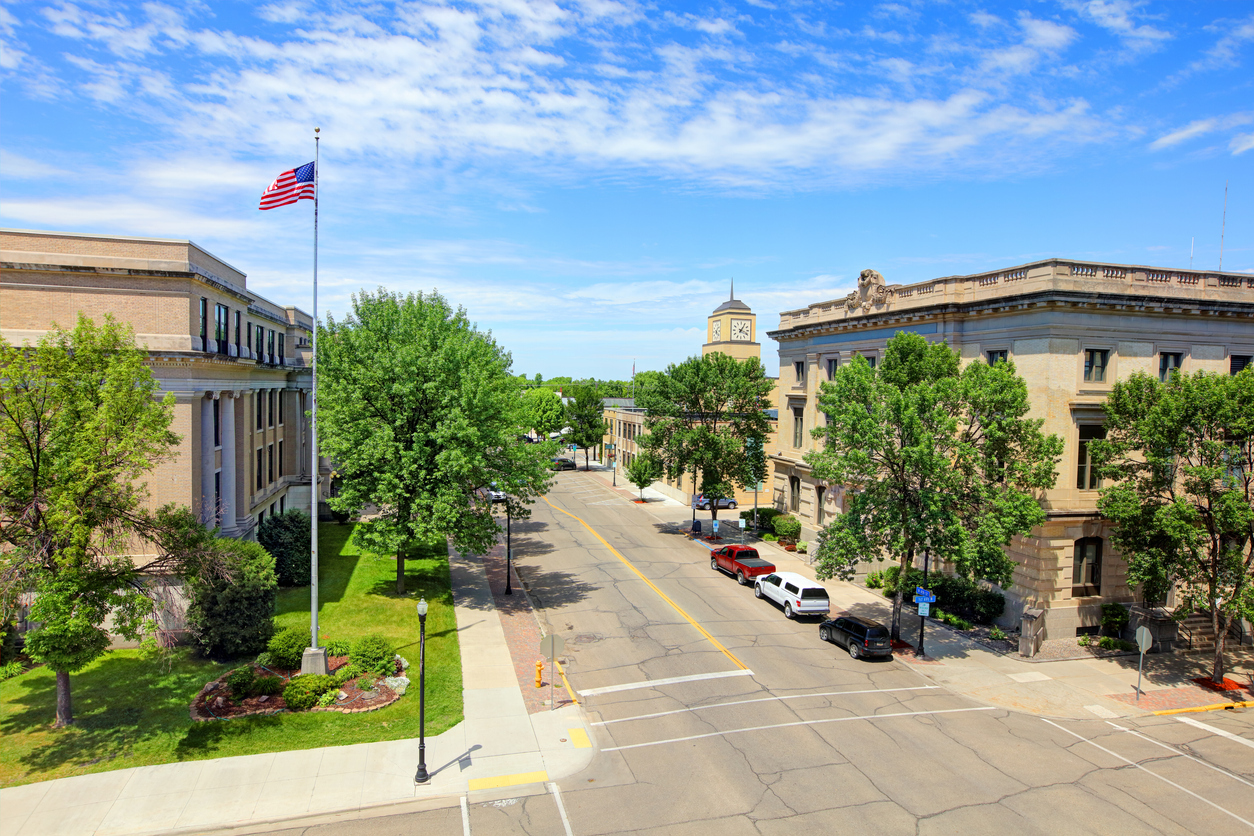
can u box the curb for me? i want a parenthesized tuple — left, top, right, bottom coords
(1153, 699, 1254, 716)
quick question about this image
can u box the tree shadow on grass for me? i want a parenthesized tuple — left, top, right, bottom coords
(173, 712, 285, 760)
(275, 522, 361, 616)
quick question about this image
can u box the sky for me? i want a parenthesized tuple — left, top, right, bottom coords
(2, 0, 1251, 379)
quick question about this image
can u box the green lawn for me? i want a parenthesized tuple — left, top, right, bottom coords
(0, 523, 462, 788)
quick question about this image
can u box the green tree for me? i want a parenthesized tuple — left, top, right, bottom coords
(185, 537, 278, 660)
(638, 353, 774, 525)
(522, 387, 566, 440)
(626, 452, 664, 501)
(257, 509, 311, 587)
(565, 386, 608, 470)
(807, 332, 1061, 640)
(0, 315, 182, 726)
(317, 289, 552, 594)
(1092, 369, 1254, 683)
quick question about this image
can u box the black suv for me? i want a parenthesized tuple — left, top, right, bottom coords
(819, 615, 892, 660)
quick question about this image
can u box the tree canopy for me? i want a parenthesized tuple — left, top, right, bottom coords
(317, 289, 552, 594)
(0, 315, 187, 726)
(1092, 368, 1254, 683)
(522, 386, 566, 439)
(626, 452, 664, 501)
(637, 352, 774, 523)
(564, 385, 608, 470)
(807, 332, 1061, 640)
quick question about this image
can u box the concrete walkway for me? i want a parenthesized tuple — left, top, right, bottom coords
(0, 549, 595, 836)
(579, 458, 1254, 721)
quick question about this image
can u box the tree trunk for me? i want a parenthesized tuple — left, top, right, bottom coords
(396, 550, 406, 596)
(54, 670, 73, 728)
(1211, 609, 1228, 684)
(890, 547, 913, 642)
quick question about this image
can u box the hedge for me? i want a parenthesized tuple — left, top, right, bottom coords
(881, 565, 1005, 624)
(185, 538, 277, 660)
(258, 510, 312, 587)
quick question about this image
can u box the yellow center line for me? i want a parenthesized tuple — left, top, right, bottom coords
(541, 495, 749, 671)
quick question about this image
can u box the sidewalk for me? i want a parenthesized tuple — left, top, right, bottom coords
(0, 545, 595, 836)
(578, 459, 1254, 722)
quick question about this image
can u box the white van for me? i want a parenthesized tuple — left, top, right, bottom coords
(754, 572, 831, 619)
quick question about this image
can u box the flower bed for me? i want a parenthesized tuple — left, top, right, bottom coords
(190, 655, 405, 721)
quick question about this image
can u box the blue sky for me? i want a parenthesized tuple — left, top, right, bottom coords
(2, 1, 1251, 379)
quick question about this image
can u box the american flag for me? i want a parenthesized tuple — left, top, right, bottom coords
(259, 161, 315, 210)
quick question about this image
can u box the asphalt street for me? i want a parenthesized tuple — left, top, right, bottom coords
(262, 470, 1254, 836)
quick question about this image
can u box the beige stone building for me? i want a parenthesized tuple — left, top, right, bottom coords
(1, 229, 324, 538)
(768, 260, 1254, 637)
(604, 287, 778, 510)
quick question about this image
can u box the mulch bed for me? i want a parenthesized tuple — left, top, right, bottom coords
(190, 656, 401, 721)
(1193, 676, 1246, 692)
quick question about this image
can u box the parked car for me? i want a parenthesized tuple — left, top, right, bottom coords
(819, 615, 892, 660)
(754, 572, 830, 619)
(693, 493, 737, 510)
(710, 545, 775, 586)
(487, 483, 507, 502)
(551, 457, 576, 471)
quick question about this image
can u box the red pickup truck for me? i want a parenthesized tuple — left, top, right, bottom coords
(710, 545, 776, 586)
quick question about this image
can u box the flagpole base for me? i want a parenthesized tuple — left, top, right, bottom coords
(300, 647, 328, 676)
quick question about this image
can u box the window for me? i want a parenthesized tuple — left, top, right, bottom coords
(1158, 352, 1183, 382)
(256, 449, 264, 489)
(864, 354, 877, 370)
(258, 508, 265, 526)
(815, 485, 825, 525)
(234, 311, 241, 355)
(278, 334, 285, 364)
(1084, 349, 1109, 383)
(793, 406, 804, 448)
(987, 350, 1008, 366)
(268, 443, 274, 483)
(1076, 424, 1106, 489)
(268, 390, 275, 427)
(1072, 537, 1102, 597)
(246, 320, 252, 352)
(278, 440, 283, 477)
(278, 391, 284, 425)
(199, 298, 208, 351)
(280, 495, 286, 514)
(215, 304, 229, 353)
(212, 399, 220, 447)
(789, 476, 801, 512)
(255, 391, 263, 430)
(255, 324, 264, 359)
(794, 361, 805, 386)
(267, 329, 275, 360)
(827, 358, 838, 380)
(1231, 355, 1251, 376)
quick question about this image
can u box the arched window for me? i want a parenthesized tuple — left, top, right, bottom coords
(1072, 537, 1102, 597)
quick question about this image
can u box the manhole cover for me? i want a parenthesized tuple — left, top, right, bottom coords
(572, 634, 602, 644)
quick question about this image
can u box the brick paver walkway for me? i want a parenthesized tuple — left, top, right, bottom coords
(481, 541, 576, 714)
(1104, 680, 1254, 711)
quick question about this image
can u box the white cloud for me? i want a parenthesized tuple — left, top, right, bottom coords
(1232, 133, 1254, 155)
(1150, 119, 1218, 150)
(1063, 0, 1170, 49)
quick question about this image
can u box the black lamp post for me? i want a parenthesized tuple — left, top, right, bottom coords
(414, 598, 429, 784)
(505, 504, 513, 596)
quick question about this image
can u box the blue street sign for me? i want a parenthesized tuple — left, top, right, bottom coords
(913, 587, 936, 603)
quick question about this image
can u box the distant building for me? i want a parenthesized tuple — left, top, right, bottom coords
(768, 259, 1254, 638)
(0, 228, 328, 538)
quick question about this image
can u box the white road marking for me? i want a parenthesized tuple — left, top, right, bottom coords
(548, 782, 575, 836)
(592, 686, 942, 726)
(1084, 704, 1120, 718)
(461, 795, 471, 836)
(603, 706, 997, 752)
(1107, 722, 1254, 789)
(579, 669, 755, 697)
(1177, 716, 1254, 749)
(1043, 719, 1254, 829)
(588, 499, 626, 506)
(1007, 671, 1051, 683)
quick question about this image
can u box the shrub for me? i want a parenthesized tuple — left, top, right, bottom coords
(762, 533, 778, 542)
(1098, 636, 1137, 652)
(258, 510, 312, 587)
(865, 571, 884, 589)
(0, 660, 25, 681)
(334, 663, 362, 685)
(772, 515, 801, 541)
(989, 626, 1007, 641)
(226, 666, 256, 699)
(1100, 603, 1130, 637)
(185, 538, 277, 660)
(254, 651, 274, 668)
(1078, 634, 1092, 647)
(350, 634, 395, 677)
(742, 508, 783, 530)
(251, 675, 285, 696)
(268, 626, 309, 670)
(796, 541, 808, 554)
(283, 674, 337, 711)
(326, 638, 351, 657)
(317, 690, 338, 708)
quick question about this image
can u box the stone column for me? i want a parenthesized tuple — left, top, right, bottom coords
(221, 391, 238, 535)
(200, 394, 216, 525)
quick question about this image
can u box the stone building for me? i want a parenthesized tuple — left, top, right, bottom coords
(0, 228, 326, 539)
(768, 260, 1254, 637)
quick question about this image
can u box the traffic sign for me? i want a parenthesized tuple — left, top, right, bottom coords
(913, 589, 936, 604)
(1135, 625, 1152, 653)
(918, 602, 930, 617)
(712, 520, 720, 534)
(539, 634, 565, 659)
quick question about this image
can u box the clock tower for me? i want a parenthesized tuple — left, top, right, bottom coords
(703, 280, 759, 362)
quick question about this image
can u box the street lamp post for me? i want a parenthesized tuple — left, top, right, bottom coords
(414, 598, 429, 784)
(505, 504, 513, 596)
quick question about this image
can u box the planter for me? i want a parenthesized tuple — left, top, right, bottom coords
(784, 544, 797, 552)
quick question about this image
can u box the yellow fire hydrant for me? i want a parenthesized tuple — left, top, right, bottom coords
(535, 659, 544, 688)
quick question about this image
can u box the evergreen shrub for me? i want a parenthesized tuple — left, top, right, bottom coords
(267, 626, 309, 670)
(283, 674, 337, 711)
(185, 539, 277, 660)
(350, 634, 395, 676)
(258, 510, 312, 587)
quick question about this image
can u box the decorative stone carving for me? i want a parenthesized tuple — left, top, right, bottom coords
(846, 269, 893, 315)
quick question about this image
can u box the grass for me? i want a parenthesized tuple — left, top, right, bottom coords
(0, 523, 462, 788)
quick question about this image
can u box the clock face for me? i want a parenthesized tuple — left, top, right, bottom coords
(711, 320, 722, 341)
(731, 319, 751, 341)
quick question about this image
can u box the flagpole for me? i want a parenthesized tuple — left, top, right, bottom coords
(308, 127, 322, 669)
